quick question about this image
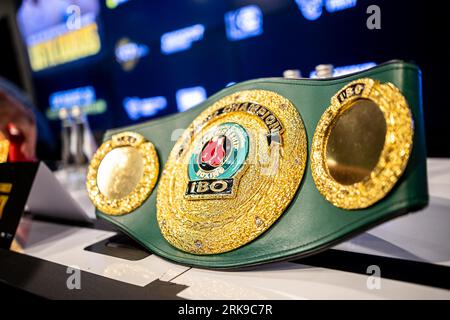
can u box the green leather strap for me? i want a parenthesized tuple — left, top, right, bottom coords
(96, 61, 428, 269)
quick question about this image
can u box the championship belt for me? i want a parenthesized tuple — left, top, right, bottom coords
(87, 61, 428, 269)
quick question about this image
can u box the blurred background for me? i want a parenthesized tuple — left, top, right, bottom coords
(1, 0, 448, 161)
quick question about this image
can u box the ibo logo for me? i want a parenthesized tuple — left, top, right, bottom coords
(186, 123, 249, 199)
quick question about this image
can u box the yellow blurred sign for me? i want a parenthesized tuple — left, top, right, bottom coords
(28, 23, 101, 72)
(0, 183, 12, 220)
(0, 139, 9, 163)
(0, 183, 12, 194)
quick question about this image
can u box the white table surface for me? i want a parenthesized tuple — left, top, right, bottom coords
(19, 158, 450, 299)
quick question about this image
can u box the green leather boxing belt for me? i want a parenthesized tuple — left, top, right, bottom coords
(87, 61, 428, 269)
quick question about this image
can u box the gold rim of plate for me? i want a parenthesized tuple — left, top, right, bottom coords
(86, 131, 159, 215)
(157, 90, 307, 255)
(311, 78, 414, 209)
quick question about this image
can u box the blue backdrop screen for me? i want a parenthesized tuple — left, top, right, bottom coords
(16, 0, 449, 157)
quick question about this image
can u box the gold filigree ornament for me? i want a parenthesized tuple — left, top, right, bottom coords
(157, 90, 307, 254)
(86, 132, 159, 215)
(311, 78, 414, 209)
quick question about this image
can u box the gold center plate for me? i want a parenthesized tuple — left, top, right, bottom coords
(311, 78, 414, 209)
(326, 99, 387, 185)
(97, 146, 145, 200)
(86, 132, 159, 215)
(157, 90, 307, 255)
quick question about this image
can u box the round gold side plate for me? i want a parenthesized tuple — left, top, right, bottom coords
(86, 131, 159, 215)
(157, 90, 307, 255)
(311, 78, 414, 209)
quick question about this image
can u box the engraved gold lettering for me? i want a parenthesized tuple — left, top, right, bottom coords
(196, 181, 209, 193)
(210, 180, 228, 193)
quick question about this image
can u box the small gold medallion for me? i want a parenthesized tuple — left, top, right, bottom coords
(311, 78, 414, 209)
(86, 132, 159, 215)
(157, 90, 307, 254)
